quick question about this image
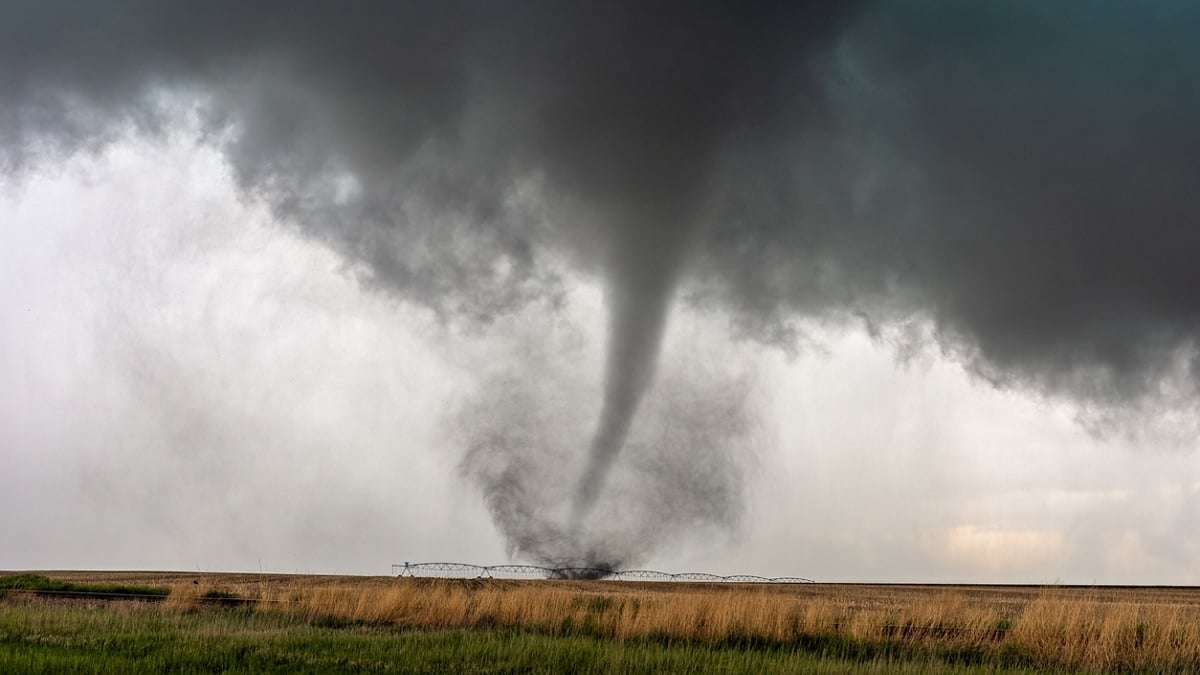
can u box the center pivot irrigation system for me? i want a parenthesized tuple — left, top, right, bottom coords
(393, 562, 814, 583)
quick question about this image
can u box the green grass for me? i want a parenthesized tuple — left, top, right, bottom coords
(0, 574, 168, 598)
(0, 600, 1057, 674)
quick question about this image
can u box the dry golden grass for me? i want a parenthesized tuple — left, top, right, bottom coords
(26, 571, 1200, 671)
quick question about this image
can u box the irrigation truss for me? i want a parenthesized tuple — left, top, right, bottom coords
(392, 562, 813, 584)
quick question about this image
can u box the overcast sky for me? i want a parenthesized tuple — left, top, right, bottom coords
(3, 2, 1200, 583)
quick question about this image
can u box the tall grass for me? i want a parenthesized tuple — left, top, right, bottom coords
(14, 573, 1200, 672)
(0, 599, 1038, 674)
(184, 579, 1200, 671)
(1010, 590, 1200, 671)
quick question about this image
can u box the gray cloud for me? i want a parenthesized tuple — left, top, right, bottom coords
(695, 3, 1200, 411)
(4, 1, 1199, 566)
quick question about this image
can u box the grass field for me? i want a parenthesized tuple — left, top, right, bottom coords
(5, 571, 1200, 673)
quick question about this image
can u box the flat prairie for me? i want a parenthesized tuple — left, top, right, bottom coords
(8, 571, 1200, 672)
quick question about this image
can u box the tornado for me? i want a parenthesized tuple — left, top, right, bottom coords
(571, 213, 692, 526)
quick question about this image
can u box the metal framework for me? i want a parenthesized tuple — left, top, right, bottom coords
(392, 562, 813, 583)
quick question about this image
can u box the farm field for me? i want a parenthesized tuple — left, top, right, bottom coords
(5, 571, 1200, 673)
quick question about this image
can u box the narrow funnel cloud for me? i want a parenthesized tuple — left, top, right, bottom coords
(573, 214, 692, 525)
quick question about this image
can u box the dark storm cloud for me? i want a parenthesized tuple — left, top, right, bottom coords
(696, 3, 1200, 409)
(4, 1, 1200, 563)
(0, 0, 857, 316)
